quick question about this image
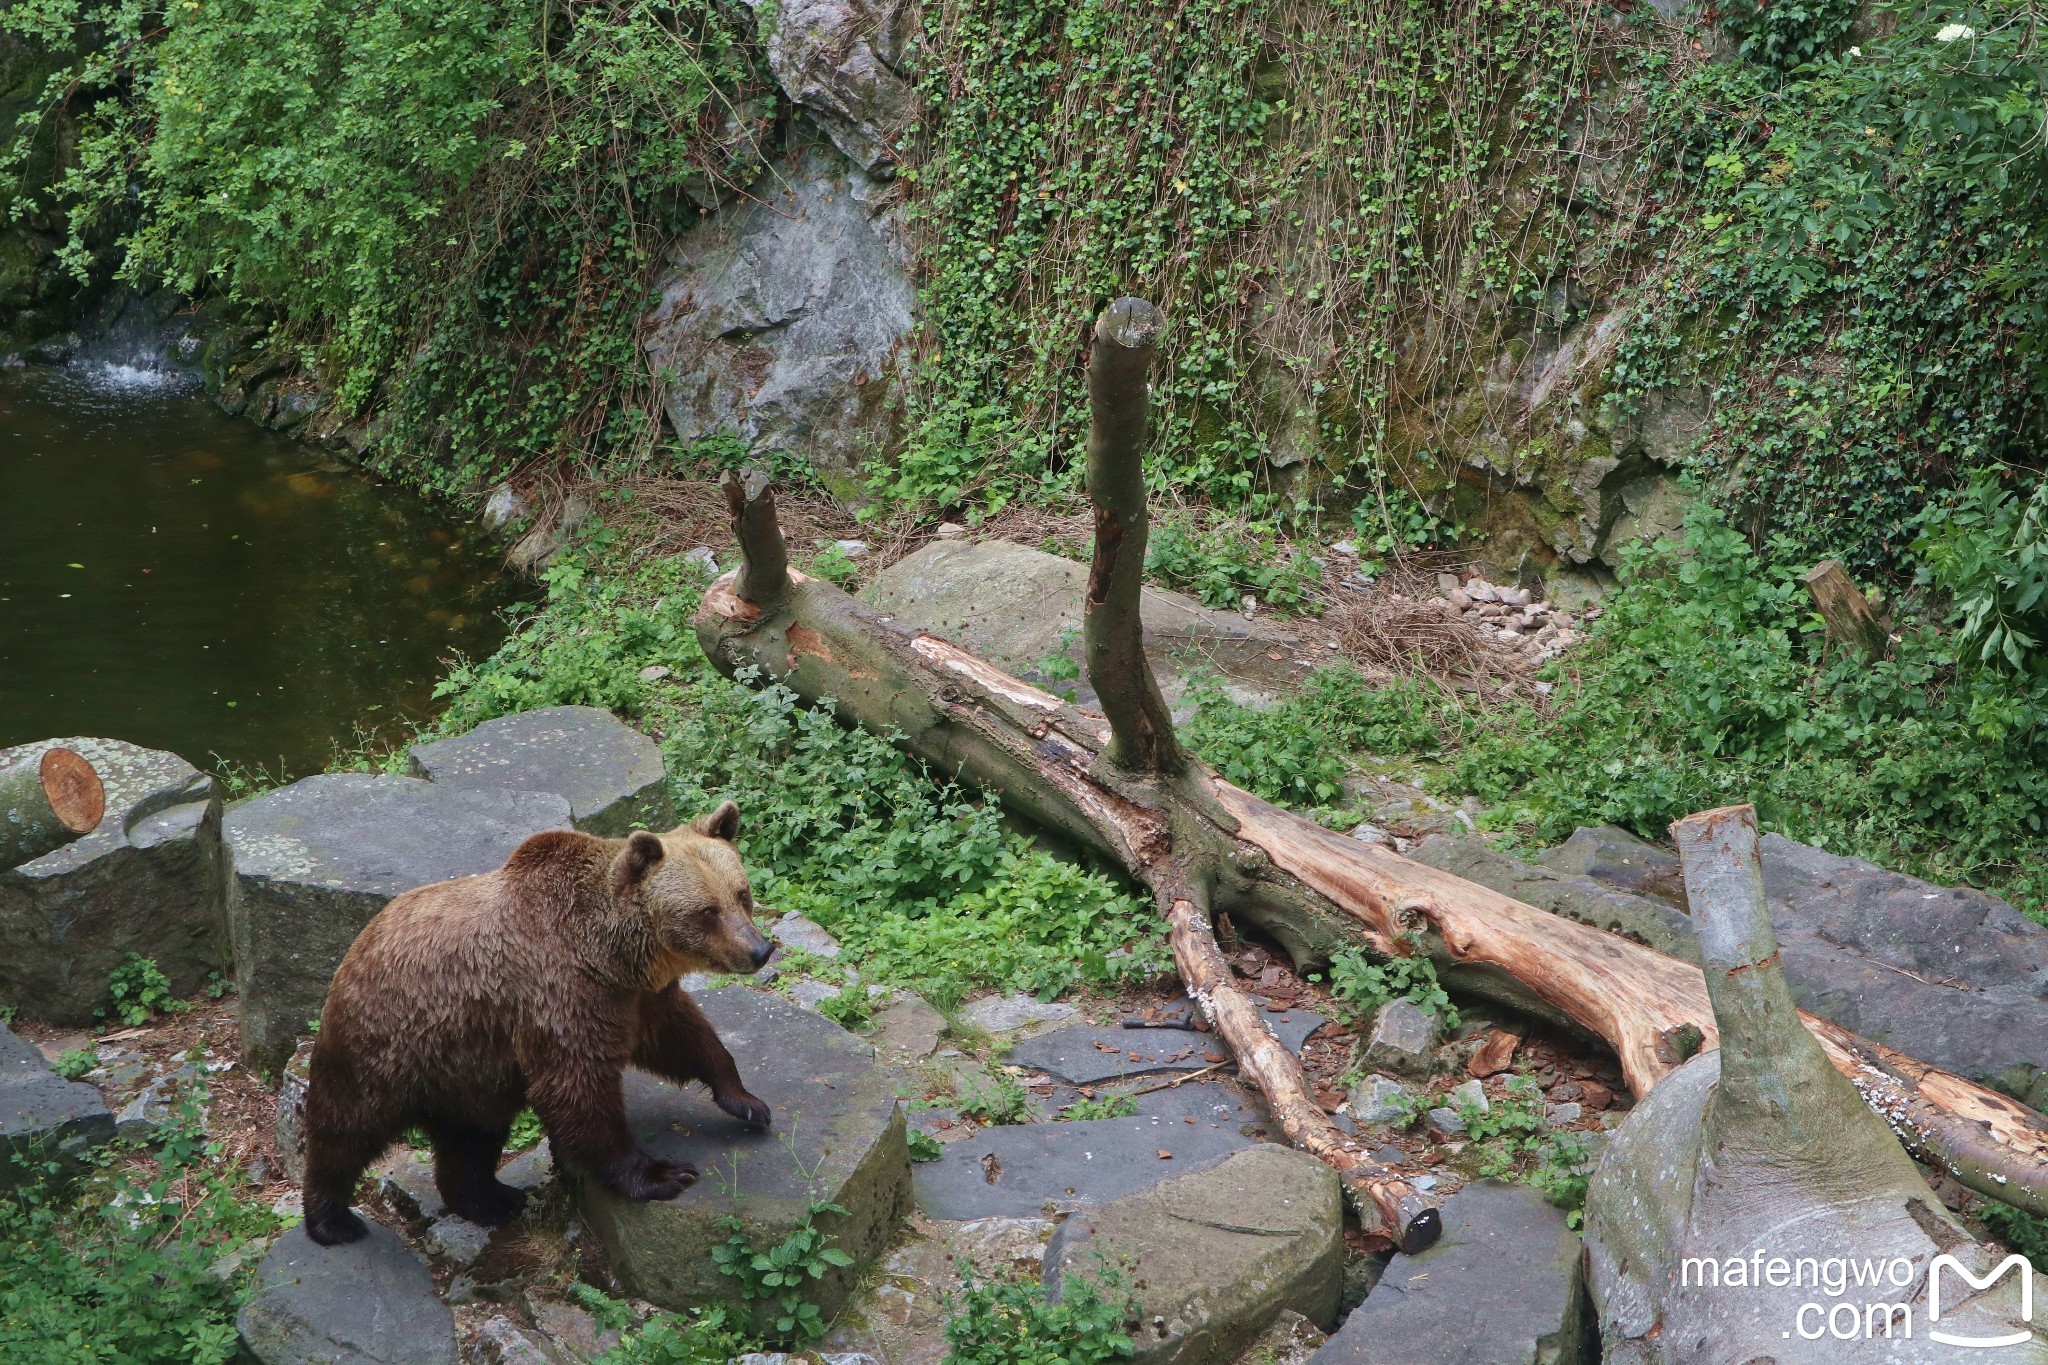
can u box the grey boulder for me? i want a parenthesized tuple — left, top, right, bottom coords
(742, 0, 915, 174)
(0, 1021, 113, 1182)
(236, 1222, 456, 1364)
(578, 987, 909, 1329)
(863, 539, 1313, 705)
(1046, 1144, 1344, 1365)
(1314, 1180, 1592, 1364)
(408, 705, 674, 837)
(1355, 999, 1441, 1080)
(914, 1110, 1257, 1221)
(645, 135, 913, 494)
(225, 773, 570, 1070)
(0, 737, 229, 1025)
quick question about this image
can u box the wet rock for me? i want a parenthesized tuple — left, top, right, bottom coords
(770, 910, 843, 959)
(498, 1138, 553, 1193)
(0, 1021, 112, 1182)
(224, 773, 570, 1070)
(742, 0, 914, 173)
(863, 539, 1309, 706)
(408, 706, 673, 837)
(914, 1110, 1257, 1220)
(236, 1222, 456, 1364)
(474, 1317, 568, 1365)
(1313, 1181, 1593, 1365)
(275, 1040, 316, 1184)
(869, 995, 946, 1063)
(1046, 1145, 1344, 1365)
(1355, 1000, 1441, 1080)
(1347, 1075, 1413, 1126)
(958, 992, 1078, 1038)
(0, 737, 229, 1024)
(645, 136, 912, 493)
(1535, 824, 1687, 905)
(1009, 1003, 1324, 1086)
(424, 1214, 490, 1265)
(579, 988, 909, 1328)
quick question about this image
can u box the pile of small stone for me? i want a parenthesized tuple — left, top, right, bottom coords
(1434, 572, 1589, 667)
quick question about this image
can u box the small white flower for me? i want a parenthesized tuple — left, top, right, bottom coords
(1935, 22, 1977, 42)
(1847, 45, 1862, 56)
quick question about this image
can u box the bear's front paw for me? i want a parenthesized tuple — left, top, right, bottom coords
(450, 1180, 528, 1227)
(715, 1088, 772, 1129)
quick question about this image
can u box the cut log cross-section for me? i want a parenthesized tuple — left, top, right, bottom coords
(1, 747, 106, 868)
(695, 301, 2048, 1232)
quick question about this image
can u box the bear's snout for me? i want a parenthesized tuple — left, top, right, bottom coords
(748, 934, 774, 970)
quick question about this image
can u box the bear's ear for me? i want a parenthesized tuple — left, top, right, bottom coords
(613, 830, 666, 893)
(691, 799, 740, 843)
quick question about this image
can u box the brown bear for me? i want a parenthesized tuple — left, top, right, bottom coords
(298, 799, 774, 1247)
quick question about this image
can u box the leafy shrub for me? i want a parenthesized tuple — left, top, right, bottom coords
(957, 1071, 1032, 1127)
(1145, 518, 1322, 615)
(1322, 949, 1460, 1029)
(909, 1128, 947, 1163)
(710, 1201, 854, 1341)
(53, 1048, 97, 1081)
(0, 1080, 275, 1361)
(942, 1265, 1136, 1365)
(1181, 670, 1443, 809)
(1060, 1092, 1139, 1121)
(105, 953, 184, 1027)
(1718, 0, 1857, 72)
(1914, 468, 2048, 671)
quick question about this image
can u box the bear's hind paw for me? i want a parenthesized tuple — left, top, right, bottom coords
(305, 1204, 371, 1247)
(451, 1181, 528, 1227)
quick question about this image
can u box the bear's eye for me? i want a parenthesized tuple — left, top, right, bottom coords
(739, 889, 754, 912)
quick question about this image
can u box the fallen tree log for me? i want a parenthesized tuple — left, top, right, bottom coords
(1, 748, 105, 867)
(695, 300, 2048, 1236)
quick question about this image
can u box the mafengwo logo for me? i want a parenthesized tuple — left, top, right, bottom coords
(1679, 1249, 2036, 1346)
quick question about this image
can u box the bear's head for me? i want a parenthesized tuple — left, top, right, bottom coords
(611, 799, 774, 983)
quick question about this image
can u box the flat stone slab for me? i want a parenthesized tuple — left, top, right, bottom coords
(225, 774, 570, 1069)
(863, 540, 1312, 705)
(914, 1109, 1259, 1220)
(236, 1222, 456, 1364)
(0, 736, 228, 1024)
(0, 1021, 112, 1182)
(1048, 1145, 1344, 1365)
(1313, 1180, 1591, 1365)
(580, 987, 909, 1328)
(960, 992, 1077, 1037)
(1007, 1001, 1325, 1086)
(408, 705, 673, 837)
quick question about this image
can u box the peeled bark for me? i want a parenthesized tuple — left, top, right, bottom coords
(1, 748, 105, 867)
(1585, 806, 2046, 1363)
(696, 306, 2048, 1234)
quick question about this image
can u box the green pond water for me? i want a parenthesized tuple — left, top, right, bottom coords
(0, 363, 520, 777)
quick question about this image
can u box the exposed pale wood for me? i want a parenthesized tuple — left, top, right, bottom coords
(721, 468, 789, 608)
(1, 749, 106, 867)
(1168, 890, 1439, 1252)
(1802, 559, 1889, 659)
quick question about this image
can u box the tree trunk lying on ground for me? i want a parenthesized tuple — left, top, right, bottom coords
(1587, 806, 2046, 1363)
(694, 301, 2048, 1250)
(0, 748, 105, 868)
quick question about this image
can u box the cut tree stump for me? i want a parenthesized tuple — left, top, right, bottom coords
(695, 302, 2048, 1234)
(1802, 559, 1889, 659)
(1, 748, 105, 867)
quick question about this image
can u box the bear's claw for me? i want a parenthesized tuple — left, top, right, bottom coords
(608, 1151, 698, 1201)
(715, 1089, 771, 1128)
(305, 1203, 371, 1247)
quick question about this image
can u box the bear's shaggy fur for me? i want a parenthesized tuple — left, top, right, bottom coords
(299, 799, 773, 1247)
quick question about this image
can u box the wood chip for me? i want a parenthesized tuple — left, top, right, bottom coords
(1467, 1030, 1522, 1078)
(1203, 1050, 1227, 1064)
(1157, 1149, 1173, 1160)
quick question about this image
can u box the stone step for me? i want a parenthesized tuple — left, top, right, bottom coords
(224, 773, 571, 1070)
(407, 705, 673, 838)
(0, 1021, 112, 1184)
(0, 736, 228, 1025)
